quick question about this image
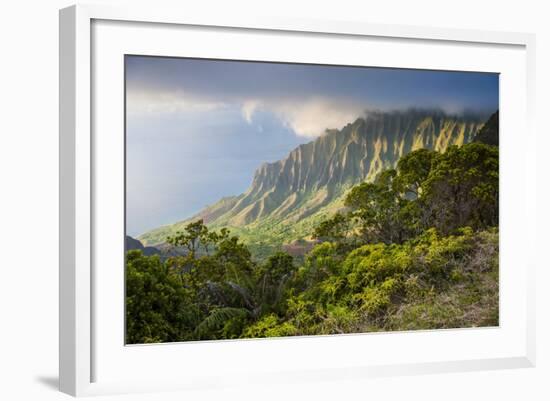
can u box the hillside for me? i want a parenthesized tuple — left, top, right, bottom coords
(125, 235, 160, 256)
(139, 110, 486, 251)
(473, 110, 499, 146)
(127, 137, 500, 344)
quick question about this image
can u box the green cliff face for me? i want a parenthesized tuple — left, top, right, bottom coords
(139, 110, 485, 250)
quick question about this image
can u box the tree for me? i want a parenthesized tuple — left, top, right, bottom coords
(167, 219, 209, 256)
(313, 212, 350, 243)
(345, 169, 411, 244)
(394, 148, 437, 198)
(166, 221, 234, 281)
(422, 143, 498, 234)
(125, 250, 199, 343)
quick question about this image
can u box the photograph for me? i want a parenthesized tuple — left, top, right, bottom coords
(124, 56, 500, 344)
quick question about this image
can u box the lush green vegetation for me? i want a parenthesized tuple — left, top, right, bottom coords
(126, 142, 499, 343)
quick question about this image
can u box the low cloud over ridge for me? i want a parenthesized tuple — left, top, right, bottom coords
(128, 87, 366, 138)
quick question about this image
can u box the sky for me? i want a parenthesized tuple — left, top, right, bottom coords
(126, 56, 499, 236)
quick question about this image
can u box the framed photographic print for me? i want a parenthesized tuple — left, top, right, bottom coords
(59, 4, 536, 397)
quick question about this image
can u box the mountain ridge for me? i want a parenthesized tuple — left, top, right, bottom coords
(139, 109, 487, 247)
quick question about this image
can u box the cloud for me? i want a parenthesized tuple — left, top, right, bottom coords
(128, 86, 366, 138)
(241, 100, 261, 124)
(241, 97, 365, 137)
(270, 98, 365, 137)
(127, 88, 227, 115)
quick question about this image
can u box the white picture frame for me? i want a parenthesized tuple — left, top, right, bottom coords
(59, 4, 536, 397)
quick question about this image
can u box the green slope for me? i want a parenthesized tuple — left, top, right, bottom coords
(139, 110, 486, 254)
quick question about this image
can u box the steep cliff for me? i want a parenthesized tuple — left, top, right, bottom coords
(140, 110, 485, 246)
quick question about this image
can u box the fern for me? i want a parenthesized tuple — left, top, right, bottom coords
(194, 307, 250, 338)
(226, 281, 255, 309)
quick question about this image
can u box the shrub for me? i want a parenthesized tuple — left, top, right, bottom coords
(242, 314, 297, 338)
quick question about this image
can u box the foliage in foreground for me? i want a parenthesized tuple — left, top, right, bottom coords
(126, 143, 499, 343)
